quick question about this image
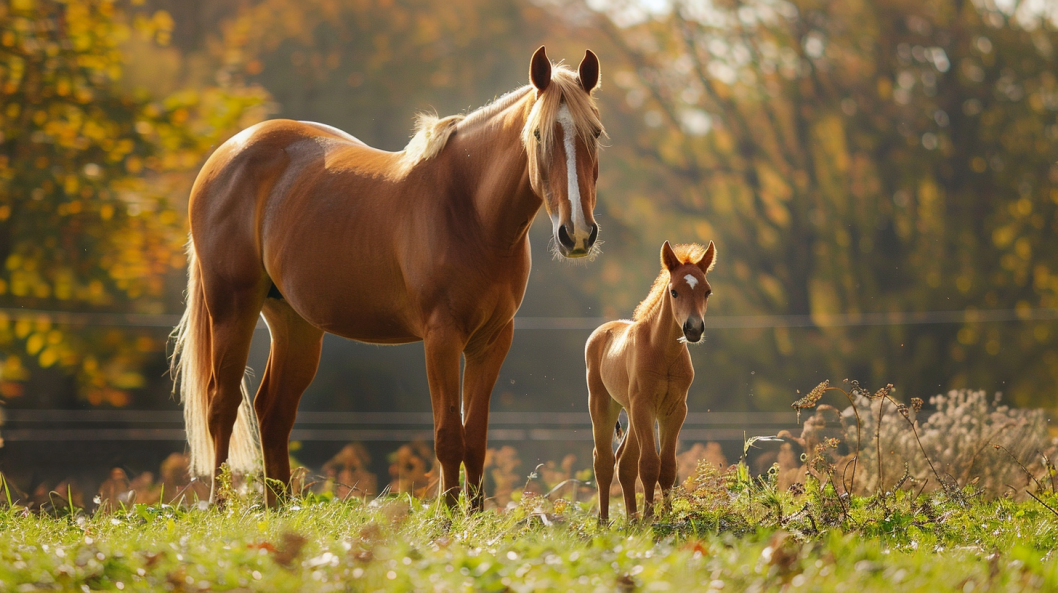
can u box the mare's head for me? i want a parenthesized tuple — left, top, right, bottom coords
(523, 46, 605, 259)
(661, 240, 716, 343)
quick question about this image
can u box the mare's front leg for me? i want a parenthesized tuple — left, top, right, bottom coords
(658, 400, 688, 513)
(462, 321, 514, 511)
(424, 321, 467, 508)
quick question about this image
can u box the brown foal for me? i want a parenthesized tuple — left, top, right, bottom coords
(586, 241, 716, 521)
(171, 46, 606, 508)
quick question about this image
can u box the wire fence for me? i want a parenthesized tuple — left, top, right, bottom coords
(2, 305, 1054, 444)
(3, 306, 1058, 330)
(1, 409, 797, 444)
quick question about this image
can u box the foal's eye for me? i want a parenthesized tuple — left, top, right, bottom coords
(533, 129, 541, 141)
(670, 289, 678, 298)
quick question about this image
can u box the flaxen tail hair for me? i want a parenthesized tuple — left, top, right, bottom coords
(170, 241, 261, 477)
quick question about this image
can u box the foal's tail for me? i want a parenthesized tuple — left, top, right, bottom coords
(171, 240, 261, 477)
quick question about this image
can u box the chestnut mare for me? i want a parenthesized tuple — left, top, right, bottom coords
(171, 47, 605, 507)
(586, 241, 716, 521)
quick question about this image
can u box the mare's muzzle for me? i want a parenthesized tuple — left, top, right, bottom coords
(555, 222, 599, 257)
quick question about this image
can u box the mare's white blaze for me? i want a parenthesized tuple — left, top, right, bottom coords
(557, 104, 586, 231)
(684, 274, 699, 289)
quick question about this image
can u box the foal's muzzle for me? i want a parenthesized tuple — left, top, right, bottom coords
(556, 222, 599, 258)
(683, 318, 705, 343)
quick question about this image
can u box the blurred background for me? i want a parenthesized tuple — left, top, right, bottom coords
(1, 0, 1057, 501)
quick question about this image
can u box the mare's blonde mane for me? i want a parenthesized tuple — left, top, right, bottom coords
(397, 63, 603, 174)
(521, 65, 605, 160)
(632, 243, 710, 322)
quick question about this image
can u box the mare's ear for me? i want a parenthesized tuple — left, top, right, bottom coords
(695, 241, 717, 274)
(530, 46, 551, 92)
(660, 241, 681, 272)
(578, 49, 600, 92)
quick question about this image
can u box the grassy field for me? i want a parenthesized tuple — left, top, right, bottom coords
(4, 384, 1056, 591)
(3, 469, 1058, 593)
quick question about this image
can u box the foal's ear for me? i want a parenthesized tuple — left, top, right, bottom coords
(660, 241, 681, 272)
(530, 46, 551, 92)
(695, 241, 717, 274)
(578, 49, 600, 92)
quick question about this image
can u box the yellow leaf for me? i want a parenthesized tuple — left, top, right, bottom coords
(26, 333, 45, 355)
(39, 348, 58, 368)
(14, 319, 31, 339)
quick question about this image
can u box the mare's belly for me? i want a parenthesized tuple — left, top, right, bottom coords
(270, 248, 420, 342)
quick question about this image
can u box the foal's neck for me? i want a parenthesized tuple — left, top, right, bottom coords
(644, 290, 687, 356)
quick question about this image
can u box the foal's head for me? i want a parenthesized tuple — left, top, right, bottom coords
(661, 241, 716, 343)
(523, 46, 605, 259)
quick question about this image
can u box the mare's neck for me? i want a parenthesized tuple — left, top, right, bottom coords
(440, 96, 540, 253)
(644, 288, 687, 356)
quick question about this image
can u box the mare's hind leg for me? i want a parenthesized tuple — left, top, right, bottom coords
(201, 279, 266, 499)
(588, 372, 621, 523)
(462, 321, 514, 511)
(255, 298, 324, 505)
(616, 421, 641, 520)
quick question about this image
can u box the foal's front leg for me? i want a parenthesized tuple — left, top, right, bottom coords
(629, 397, 661, 519)
(658, 401, 688, 512)
(424, 323, 467, 508)
(461, 322, 514, 511)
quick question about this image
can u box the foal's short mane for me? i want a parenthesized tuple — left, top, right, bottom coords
(398, 64, 603, 173)
(632, 243, 710, 322)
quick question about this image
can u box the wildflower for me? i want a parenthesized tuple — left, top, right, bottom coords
(792, 380, 829, 411)
(872, 384, 894, 399)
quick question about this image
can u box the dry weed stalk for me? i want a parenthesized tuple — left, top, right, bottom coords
(840, 388, 1056, 498)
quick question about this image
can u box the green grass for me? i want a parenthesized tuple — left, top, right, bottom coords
(3, 471, 1058, 592)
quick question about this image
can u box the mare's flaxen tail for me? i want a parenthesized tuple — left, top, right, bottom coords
(170, 240, 261, 477)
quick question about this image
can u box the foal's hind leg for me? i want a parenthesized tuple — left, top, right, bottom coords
(255, 298, 324, 505)
(616, 421, 641, 520)
(588, 372, 621, 523)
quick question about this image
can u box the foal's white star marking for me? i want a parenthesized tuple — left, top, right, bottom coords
(684, 274, 699, 289)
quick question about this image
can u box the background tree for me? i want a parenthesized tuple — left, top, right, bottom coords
(0, 0, 268, 406)
(574, 0, 1058, 409)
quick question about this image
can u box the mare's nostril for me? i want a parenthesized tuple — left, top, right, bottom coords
(557, 224, 576, 250)
(586, 223, 599, 247)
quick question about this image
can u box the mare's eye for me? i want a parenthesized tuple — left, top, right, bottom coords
(593, 128, 602, 139)
(533, 129, 541, 141)
(670, 289, 678, 298)
(705, 289, 713, 297)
